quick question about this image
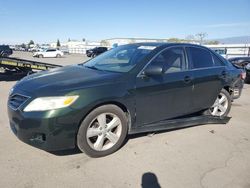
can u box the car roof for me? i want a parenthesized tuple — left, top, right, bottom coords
(130, 42, 207, 49)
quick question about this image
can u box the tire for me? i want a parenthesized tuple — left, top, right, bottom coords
(91, 54, 96, 58)
(77, 105, 128, 157)
(38, 54, 43, 58)
(56, 54, 61, 58)
(204, 88, 231, 117)
(245, 74, 250, 84)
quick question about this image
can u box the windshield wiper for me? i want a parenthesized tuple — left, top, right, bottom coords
(84, 65, 101, 71)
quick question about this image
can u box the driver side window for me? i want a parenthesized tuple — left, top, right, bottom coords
(151, 47, 186, 73)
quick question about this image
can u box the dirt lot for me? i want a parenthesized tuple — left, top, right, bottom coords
(0, 52, 250, 188)
(10, 51, 89, 66)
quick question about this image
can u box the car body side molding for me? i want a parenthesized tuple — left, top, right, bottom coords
(129, 115, 231, 134)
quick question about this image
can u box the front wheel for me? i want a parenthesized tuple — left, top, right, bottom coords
(205, 89, 231, 117)
(77, 105, 128, 157)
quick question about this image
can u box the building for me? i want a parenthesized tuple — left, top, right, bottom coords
(205, 44, 250, 58)
(49, 40, 101, 54)
(102, 38, 169, 47)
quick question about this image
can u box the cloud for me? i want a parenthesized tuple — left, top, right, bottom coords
(193, 22, 250, 28)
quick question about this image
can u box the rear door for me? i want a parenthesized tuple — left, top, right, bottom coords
(135, 47, 194, 126)
(186, 46, 226, 112)
(46, 49, 56, 57)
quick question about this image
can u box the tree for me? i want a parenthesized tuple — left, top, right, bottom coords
(100, 40, 109, 47)
(196, 32, 207, 44)
(28, 40, 34, 47)
(21, 43, 26, 48)
(57, 39, 61, 47)
(68, 38, 71, 42)
(167, 38, 182, 43)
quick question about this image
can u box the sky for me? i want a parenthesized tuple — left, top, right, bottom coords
(0, 0, 250, 44)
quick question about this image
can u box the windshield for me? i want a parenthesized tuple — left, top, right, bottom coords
(83, 44, 156, 73)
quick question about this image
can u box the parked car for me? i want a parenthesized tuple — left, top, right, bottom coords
(60, 47, 70, 55)
(33, 48, 63, 58)
(28, 47, 40, 52)
(228, 57, 250, 83)
(8, 43, 244, 157)
(0, 45, 13, 57)
(86, 47, 108, 57)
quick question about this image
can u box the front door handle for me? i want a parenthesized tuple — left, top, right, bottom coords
(184, 76, 192, 83)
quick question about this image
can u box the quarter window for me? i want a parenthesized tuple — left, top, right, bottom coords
(188, 47, 213, 68)
(212, 53, 224, 66)
(150, 47, 186, 73)
(47, 49, 56, 52)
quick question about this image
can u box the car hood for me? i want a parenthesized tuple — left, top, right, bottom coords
(14, 65, 122, 95)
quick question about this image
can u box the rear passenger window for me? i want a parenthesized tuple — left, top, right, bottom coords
(151, 47, 186, 73)
(212, 53, 224, 66)
(188, 47, 213, 68)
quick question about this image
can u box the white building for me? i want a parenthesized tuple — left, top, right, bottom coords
(205, 44, 250, 58)
(102, 38, 169, 47)
(49, 40, 101, 54)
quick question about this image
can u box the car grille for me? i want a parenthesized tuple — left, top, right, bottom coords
(8, 94, 29, 110)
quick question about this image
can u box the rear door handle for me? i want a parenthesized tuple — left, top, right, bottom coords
(184, 76, 192, 83)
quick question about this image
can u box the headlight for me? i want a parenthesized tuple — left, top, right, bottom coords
(23, 96, 79, 112)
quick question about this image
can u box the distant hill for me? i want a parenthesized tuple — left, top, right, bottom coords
(213, 36, 250, 44)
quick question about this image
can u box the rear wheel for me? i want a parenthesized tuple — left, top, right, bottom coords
(38, 54, 43, 58)
(205, 89, 231, 117)
(56, 54, 61, 58)
(245, 74, 250, 83)
(77, 105, 128, 157)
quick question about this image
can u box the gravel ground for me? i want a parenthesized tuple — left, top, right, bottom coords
(0, 52, 250, 188)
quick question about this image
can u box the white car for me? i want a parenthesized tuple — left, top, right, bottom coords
(33, 49, 63, 58)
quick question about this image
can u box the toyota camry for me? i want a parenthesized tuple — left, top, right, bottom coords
(8, 43, 244, 157)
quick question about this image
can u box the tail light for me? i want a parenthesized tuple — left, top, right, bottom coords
(240, 71, 246, 80)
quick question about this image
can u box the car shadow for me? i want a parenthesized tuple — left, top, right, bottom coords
(49, 147, 82, 156)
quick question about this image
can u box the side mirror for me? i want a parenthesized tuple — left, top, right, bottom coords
(143, 64, 163, 76)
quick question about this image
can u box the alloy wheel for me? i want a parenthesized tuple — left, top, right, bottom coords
(210, 92, 229, 116)
(86, 113, 122, 151)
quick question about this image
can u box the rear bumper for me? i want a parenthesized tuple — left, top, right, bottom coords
(8, 107, 81, 151)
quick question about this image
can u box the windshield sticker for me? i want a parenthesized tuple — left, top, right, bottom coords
(138, 46, 156, 50)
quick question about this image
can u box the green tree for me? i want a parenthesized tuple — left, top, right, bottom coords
(167, 38, 180, 43)
(100, 40, 109, 47)
(28, 40, 34, 47)
(57, 39, 61, 47)
(21, 43, 26, 48)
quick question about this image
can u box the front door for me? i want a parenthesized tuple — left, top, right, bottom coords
(135, 47, 194, 126)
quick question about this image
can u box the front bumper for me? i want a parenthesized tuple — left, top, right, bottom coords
(8, 106, 81, 151)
